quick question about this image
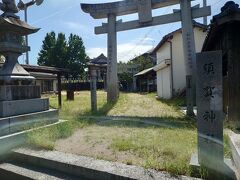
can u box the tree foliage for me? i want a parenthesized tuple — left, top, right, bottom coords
(38, 32, 88, 78)
(127, 55, 153, 71)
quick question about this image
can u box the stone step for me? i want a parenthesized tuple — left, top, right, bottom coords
(0, 120, 66, 157)
(12, 148, 199, 180)
(0, 162, 85, 180)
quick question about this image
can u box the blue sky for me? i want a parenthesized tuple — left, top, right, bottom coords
(13, 0, 234, 65)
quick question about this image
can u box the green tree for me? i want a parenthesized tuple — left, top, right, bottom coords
(37, 32, 88, 78)
(67, 34, 88, 78)
(128, 55, 153, 71)
(38, 31, 56, 66)
(53, 33, 67, 68)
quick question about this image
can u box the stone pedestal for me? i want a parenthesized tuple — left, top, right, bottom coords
(0, 85, 41, 101)
(0, 109, 58, 137)
(0, 84, 58, 136)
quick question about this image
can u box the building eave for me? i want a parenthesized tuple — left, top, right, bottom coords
(153, 59, 171, 71)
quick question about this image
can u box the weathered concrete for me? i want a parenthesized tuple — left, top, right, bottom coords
(196, 51, 224, 168)
(180, 0, 198, 116)
(95, 6, 211, 34)
(0, 162, 82, 180)
(107, 13, 118, 102)
(13, 148, 200, 180)
(228, 130, 240, 179)
(190, 153, 237, 179)
(0, 109, 58, 137)
(0, 98, 49, 118)
(138, 0, 152, 23)
(0, 109, 58, 136)
(0, 85, 41, 101)
(81, 0, 193, 19)
(0, 120, 66, 157)
(186, 75, 194, 116)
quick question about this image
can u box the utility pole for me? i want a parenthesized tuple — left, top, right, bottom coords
(18, 0, 44, 65)
(24, 4, 29, 65)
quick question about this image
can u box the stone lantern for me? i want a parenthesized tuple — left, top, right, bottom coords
(0, 17, 39, 85)
(0, 0, 58, 136)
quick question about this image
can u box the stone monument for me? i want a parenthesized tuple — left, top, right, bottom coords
(191, 50, 235, 179)
(196, 51, 224, 170)
(0, 0, 58, 136)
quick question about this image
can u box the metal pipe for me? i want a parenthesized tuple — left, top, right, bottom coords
(24, 6, 29, 65)
(20, 0, 41, 65)
(167, 40, 174, 98)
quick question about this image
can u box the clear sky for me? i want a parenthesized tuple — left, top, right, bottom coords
(13, 0, 234, 65)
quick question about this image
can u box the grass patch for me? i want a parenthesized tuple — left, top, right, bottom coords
(27, 120, 91, 150)
(45, 91, 108, 120)
(46, 91, 186, 120)
(110, 126, 196, 175)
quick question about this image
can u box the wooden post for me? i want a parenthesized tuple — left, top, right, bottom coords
(90, 69, 97, 111)
(57, 73, 62, 108)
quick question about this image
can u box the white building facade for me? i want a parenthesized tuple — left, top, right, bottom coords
(153, 23, 207, 99)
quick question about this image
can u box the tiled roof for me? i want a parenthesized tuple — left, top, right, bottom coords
(90, 53, 107, 65)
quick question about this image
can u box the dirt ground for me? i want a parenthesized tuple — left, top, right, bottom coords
(55, 126, 143, 165)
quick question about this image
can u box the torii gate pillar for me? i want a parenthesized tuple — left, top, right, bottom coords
(107, 14, 119, 102)
(180, 0, 196, 116)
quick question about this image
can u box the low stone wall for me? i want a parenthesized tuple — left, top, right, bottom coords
(0, 85, 41, 101)
(0, 98, 49, 118)
(0, 109, 58, 137)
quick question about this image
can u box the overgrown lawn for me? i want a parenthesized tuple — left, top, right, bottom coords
(27, 91, 231, 177)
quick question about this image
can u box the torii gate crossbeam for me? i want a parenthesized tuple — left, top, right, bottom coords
(81, 0, 211, 115)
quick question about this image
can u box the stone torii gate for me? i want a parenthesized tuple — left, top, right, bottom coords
(81, 0, 211, 115)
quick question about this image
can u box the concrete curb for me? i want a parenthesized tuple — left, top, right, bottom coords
(81, 115, 192, 129)
(13, 148, 200, 180)
(0, 120, 67, 158)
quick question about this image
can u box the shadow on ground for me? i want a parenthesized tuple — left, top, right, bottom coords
(78, 115, 196, 130)
(81, 100, 118, 117)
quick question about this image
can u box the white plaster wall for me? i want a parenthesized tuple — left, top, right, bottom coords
(156, 42, 170, 64)
(171, 27, 207, 95)
(156, 66, 171, 99)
